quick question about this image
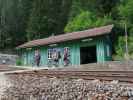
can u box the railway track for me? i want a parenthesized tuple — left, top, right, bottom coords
(7, 69, 133, 83)
(0, 62, 133, 83)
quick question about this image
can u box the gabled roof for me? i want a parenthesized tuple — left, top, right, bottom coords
(17, 25, 114, 49)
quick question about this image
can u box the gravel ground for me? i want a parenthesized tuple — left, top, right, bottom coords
(0, 73, 133, 100)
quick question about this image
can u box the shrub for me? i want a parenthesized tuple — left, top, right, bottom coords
(16, 58, 22, 66)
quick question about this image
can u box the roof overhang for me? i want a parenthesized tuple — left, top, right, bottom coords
(17, 24, 114, 49)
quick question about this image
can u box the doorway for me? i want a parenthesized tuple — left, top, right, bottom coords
(80, 46, 97, 64)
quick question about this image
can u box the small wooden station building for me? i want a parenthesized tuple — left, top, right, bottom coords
(17, 25, 114, 67)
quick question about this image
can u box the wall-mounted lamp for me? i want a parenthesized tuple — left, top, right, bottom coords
(49, 44, 57, 47)
(26, 48, 32, 50)
(81, 38, 93, 42)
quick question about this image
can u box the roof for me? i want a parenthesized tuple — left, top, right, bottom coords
(17, 25, 114, 49)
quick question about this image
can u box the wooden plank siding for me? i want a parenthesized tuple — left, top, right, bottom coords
(20, 36, 112, 67)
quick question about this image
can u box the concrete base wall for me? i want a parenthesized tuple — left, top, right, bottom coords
(0, 54, 18, 65)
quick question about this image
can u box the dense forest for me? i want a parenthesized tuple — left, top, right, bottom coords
(0, 0, 133, 60)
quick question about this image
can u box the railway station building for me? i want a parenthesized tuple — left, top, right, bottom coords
(17, 25, 114, 67)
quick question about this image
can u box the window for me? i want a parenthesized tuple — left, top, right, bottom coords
(48, 49, 53, 59)
(47, 48, 61, 59)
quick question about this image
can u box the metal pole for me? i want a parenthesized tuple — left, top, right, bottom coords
(124, 22, 129, 60)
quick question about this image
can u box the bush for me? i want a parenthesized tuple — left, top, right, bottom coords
(16, 58, 22, 66)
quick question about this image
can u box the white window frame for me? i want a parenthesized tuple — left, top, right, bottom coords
(47, 49, 53, 59)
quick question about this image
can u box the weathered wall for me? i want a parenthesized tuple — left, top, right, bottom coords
(21, 37, 112, 67)
(0, 71, 133, 100)
(0, 54, 18, 65)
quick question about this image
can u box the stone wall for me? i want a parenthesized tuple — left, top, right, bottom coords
(0, 71, 133, 100)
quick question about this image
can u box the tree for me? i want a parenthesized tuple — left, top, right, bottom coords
(114, 0, 133, 60)
(68, 0, 119, 21)
(118, 0, 133, 35)
(27, 0, 72, 40)
(119, 0, 133, 22)
(0, 0, 33, 49)
(114, 36, 133, 60)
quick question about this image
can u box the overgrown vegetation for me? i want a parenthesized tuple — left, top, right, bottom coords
(0, 0, 132, 60)
(16, 58, 22, 66)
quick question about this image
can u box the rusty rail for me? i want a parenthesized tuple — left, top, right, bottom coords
(6, 70, 133, 83)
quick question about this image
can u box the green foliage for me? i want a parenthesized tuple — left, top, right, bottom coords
(27, 0, 72, 40)
(115, 36, 125, 59)
(118, 0, 133, 22)
(0, 0, 33, 48)
(118, 0, 133, 36)
(16, 58, 22, 66)
(65, 11, 113, 32)
(113, 0, 133, 60)
(69, 0, 120, 20)
(114, 36, 133, 60)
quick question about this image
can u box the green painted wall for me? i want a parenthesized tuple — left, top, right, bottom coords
(20, 36, 112, 67)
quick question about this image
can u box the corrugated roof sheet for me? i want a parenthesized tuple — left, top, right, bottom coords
(17, 25, 114, 49)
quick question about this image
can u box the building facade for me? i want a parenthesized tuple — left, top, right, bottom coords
(17, 25, 113, 67)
